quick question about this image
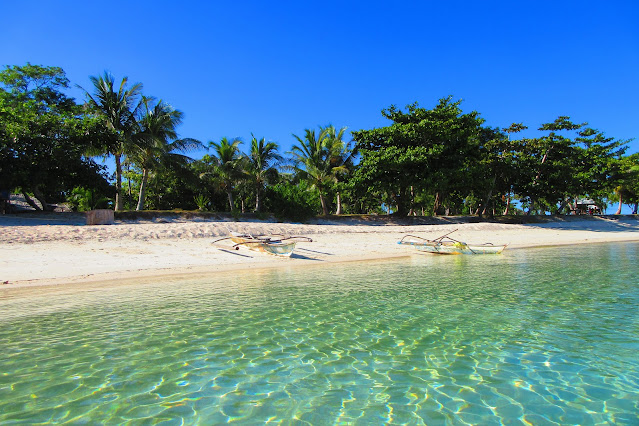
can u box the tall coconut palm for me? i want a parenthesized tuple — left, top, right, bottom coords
(325, 125, 356, 214)
(130, 97, 202, 210)
(209, 137, 243, 211)
(79, 72, 142, 210)
(246, 134, 282, 212)
(290, 127, 335, 215)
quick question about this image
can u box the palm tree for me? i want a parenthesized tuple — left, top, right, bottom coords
(246, 134, 282, 212)
(79, 72, 142, 210)
(325, 125, 356, 214)
(209, 137, 243, 211)
(290, 127, 335, 215)
(130, 97, 201, 210)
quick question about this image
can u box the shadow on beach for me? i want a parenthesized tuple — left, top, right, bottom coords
(1, 209, 637, 232)
(521, 216, 639, 233)
(0, 212, 87, 226)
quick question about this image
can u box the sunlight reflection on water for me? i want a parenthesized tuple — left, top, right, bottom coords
(1, 243, 638, 424)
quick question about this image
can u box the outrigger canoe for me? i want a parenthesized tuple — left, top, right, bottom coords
(214, 232, 312, 257)
(398, 229, 507, 255)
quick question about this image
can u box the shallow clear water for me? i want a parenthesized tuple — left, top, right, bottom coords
(1, 243, 638, 424)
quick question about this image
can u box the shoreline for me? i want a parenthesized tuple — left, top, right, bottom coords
(1, 215, 638, 290)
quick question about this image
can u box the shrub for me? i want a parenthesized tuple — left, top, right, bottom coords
(264, 181, 320, 222)
(67, 187, 111, 212)
(194, 194, 210, 211)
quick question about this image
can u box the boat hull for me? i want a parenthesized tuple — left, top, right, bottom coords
(231, 236, 296, 257)
(399, 240, 507, 255)
(414, 243, 506, 255)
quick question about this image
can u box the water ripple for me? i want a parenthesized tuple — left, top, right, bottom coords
(1, 243, 638, 424)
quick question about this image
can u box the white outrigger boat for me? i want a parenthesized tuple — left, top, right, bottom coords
(213, 232, 312, 257)
(398, 229, 507, 255)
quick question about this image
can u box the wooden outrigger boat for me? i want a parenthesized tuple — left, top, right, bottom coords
(214, 232, 312, 257)
(398, 229, 507, 255)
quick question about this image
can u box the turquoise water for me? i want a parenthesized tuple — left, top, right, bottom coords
(1, 243, 638, 424)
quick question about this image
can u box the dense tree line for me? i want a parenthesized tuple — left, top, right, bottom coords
(1, 64, 637, 218)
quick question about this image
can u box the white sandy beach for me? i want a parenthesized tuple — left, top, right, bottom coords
(1, 214, 638, 288)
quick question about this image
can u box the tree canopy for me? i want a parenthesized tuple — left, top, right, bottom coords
(2, 62, 636, 218)
(352, 97, 486, 215)
(0, 64, 111, 211)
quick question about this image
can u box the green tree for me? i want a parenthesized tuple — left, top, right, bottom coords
(573, 127, 627, 213)
(129, 97, 202, 210)
(517, 116, 586, 214)
(0, 64, 111, 210)
(245, 134, 282, 212)
(207, 137, 244, 211)
(290, 126, 347, 215)
(352, 97, 485, 216)
(497, 123, 529, 215)
(79, 71, 142, 211)
(325, 125, 356, 215)
(612, 153, 639, 214)
(515, 117, 626, 214)
(141, 160, 210, 210)
(264, 179, 321, 222)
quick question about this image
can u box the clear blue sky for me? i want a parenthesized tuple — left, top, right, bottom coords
(2, 1, 638, 159)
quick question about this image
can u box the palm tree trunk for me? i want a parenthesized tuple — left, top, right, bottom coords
(335, 192, 342, 215)
(255, 186, 261, 212)
(319, 193, 329, 216)
(115, 154, 124, 211)
(127, 163, 133, 206)
(227, 189, 234, 212)
(136, 168, 149, 211)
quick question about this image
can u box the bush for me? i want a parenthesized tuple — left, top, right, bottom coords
(264, 181, 320, 222)
(194, 194, 210, 211)
(67, 187, 111, 212)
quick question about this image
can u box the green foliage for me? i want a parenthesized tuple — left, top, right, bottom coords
(514, 118, 627, 214)
(0, 63, 75, 110)
(0, 64, 113, 210)
(67, 187, 111, 211)
(136, 160, 211, 211)
(264, 180, 320, 222)
(130, 97, 202, 211)
(290, 125, 353, 215)
(206, 137, 244, 211)
(3, 62, 634, 217)
(352, 97, 485, 215)
(194, 194, 210, 211)
(611, 153, 639, 213)
(79, 71, 143, 211)
(245, 134, 282, 212)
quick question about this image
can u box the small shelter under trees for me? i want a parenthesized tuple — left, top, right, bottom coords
(575, 199, 600, 215)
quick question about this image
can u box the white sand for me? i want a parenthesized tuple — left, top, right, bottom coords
(1, 214, 638, 288)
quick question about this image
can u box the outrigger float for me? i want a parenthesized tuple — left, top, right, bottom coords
(213, 232, 312, 257)
(398, 229, 508, 255)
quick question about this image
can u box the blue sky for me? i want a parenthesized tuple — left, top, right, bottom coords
(2, 1, 638, 161)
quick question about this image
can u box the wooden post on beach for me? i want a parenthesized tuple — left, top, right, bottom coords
(86, 209, 115, 225)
